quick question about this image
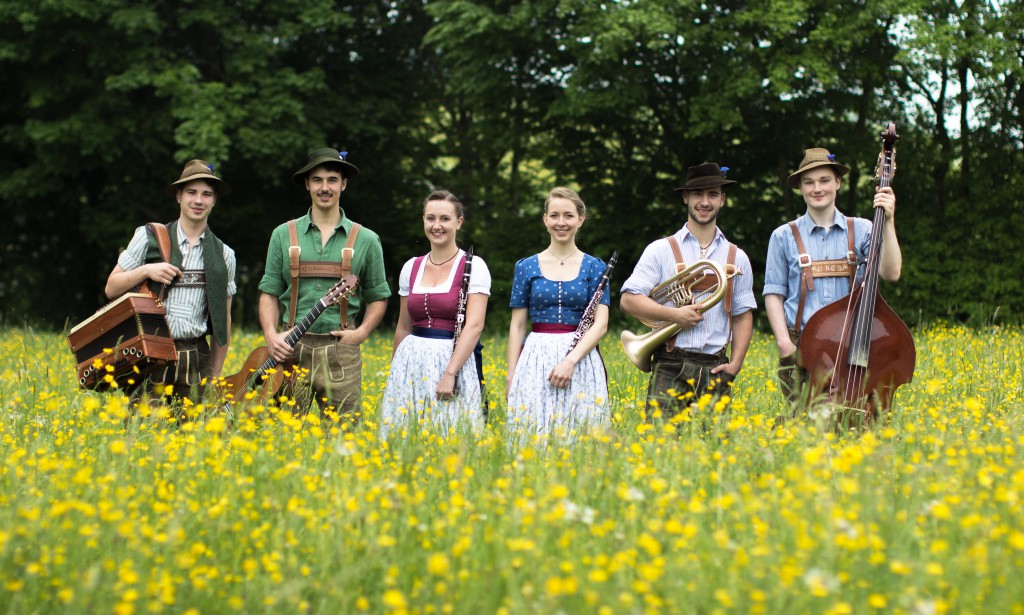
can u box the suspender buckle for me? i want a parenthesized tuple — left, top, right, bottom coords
(798, 253, 813, 268)
(846, 250, 857, 265)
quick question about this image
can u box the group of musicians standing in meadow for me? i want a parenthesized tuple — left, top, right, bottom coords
(104, 143, 902, 435)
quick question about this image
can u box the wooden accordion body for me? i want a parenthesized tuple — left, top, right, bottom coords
(67, 293, 177, 390)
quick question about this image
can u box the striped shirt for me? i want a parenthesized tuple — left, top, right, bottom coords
(117, 225, 237, 339)
(621, 227, 756, 354)
(763, 210, 872, 330)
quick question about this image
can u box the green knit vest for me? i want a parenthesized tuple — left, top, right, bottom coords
(146, 221, 230, 346)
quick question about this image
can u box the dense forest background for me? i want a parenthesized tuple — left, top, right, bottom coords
(2, 0, 1022, 332)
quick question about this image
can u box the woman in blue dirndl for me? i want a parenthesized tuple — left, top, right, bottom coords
(506, 187, 610, 436)
(380, 190, 490, 438)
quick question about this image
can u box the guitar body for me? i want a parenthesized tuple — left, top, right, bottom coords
(218, 346, 290, 405)
(215, 274, 359, 411)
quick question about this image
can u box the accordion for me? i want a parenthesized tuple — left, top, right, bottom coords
(67, 292, 177, 390)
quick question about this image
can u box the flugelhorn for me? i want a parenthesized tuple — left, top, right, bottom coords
(621, 259, 739, 372)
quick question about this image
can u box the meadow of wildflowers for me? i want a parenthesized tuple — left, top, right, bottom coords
(1, 324, 1022, 614)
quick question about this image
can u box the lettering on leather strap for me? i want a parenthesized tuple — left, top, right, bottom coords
(299, 262, 345, 278)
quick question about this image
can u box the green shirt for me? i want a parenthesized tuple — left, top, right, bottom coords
(259, 208, 391, 333)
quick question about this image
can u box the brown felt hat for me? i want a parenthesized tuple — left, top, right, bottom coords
(673, 162, 737, 193)
(787, 148, 850, 188)
(166, 159, 229, 197)
(292, 147, 360, 183)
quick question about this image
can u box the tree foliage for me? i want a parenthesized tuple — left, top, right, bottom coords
(2, 0, 1021, 330)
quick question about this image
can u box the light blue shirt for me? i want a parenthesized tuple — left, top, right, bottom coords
(762, 210, 872, 330)
(621, 227, 756, 354)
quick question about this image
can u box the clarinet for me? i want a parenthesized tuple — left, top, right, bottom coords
(451, 245, 474, 393)
(566, 251, 618, 356)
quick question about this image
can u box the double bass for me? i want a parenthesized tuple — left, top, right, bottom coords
(798, 123, 916, 422)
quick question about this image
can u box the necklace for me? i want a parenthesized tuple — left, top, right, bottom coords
(428, 249, 459, 266)
(548, 248, 578, 266)
(699, 240, 714, 258)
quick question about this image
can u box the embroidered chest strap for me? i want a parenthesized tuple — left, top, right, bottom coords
(789, 219, 857, 335)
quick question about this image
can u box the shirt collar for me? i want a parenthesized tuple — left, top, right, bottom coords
(300, 207, 353, 233)
(676, 225, 725, 245)
(798, 209, 847, 232)
(175, 222, 205, 246)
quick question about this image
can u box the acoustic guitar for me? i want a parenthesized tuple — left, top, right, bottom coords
(218, 275, 359, 405)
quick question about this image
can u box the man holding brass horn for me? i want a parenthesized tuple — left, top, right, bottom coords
(620, 163, 756, 422)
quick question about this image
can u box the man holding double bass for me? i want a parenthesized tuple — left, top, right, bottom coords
(620, 163, 757, 422)
(763, 147, 902, 407)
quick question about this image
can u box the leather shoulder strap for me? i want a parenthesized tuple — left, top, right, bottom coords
(846, 218, 857, 286)
(287, 219, 301, 328)
(145, 222, 172, 264)
(789, 221, 814, 335)
(666, 235, 685, 273)
(143, 222, 173, 302)
(338, 223, 362, 327)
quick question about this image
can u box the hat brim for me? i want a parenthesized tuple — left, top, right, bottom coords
(787, 162, 849, 189)
(673, 178, 737, 193)
(292, 157, 360, 183)
(166, 174, 230, 197)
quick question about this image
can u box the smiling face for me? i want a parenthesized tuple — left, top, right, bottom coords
(176, 179, 217, 225)
(682, 187, 725, 228)
(423, 198, 463, 250)
(799, 168, 841, 213)
(304, 164, 347, 213)
(543, 196, 585, 246)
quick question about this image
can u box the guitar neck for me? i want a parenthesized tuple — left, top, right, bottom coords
(285, 300, 328, 347)
(244, 299, 328, 389)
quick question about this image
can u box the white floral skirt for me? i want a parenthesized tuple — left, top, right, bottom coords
(507, 331, 609, 436)
(379, 333, 483, 438)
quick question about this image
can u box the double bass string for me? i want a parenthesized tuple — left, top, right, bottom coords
(840, 139, 896, 405)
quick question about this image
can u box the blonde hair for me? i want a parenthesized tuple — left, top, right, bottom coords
(544, 187, 586, 217)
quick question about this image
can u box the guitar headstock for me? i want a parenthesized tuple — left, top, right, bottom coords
(323, 275, 359, 307)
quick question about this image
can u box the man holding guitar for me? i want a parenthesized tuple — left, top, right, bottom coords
(257, 148, 391, 421)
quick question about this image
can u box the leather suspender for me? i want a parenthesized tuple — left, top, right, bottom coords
(287, 220, 302, 328)
(286, 219, 362, 329)
(338, 223, 361, 329)
(789, 218, 857, 335)
(664, 235, 737, 348)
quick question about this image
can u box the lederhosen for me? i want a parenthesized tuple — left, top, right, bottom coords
(777, 219, 858, 402)
(645, 236, 737, 419)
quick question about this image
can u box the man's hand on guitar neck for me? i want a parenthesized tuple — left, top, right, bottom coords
(265, 329, 296, 364)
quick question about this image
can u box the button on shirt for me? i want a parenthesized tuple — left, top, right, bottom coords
(117, 224, 237, 339)
(620, 227, 756, 354)
(258, 208, 391, 333)
(762, 210, 872, 330)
